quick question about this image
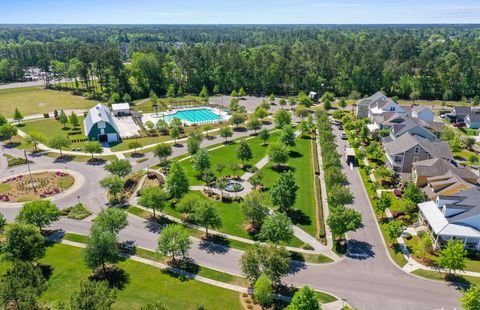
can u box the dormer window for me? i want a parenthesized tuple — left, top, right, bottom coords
(414, 146, 420, 154)
(390, 106, 395, 111)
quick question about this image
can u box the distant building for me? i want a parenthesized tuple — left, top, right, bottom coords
(419, 188, 480, 250)
(111, 103, 131, 117)
(465, 113, 480, 129)
(355, 92, 388, 119)
(84, 104, 120, 143)
(308, 91, 318, 101)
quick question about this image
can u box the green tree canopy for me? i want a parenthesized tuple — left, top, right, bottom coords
(138, 187, 166, 218)
(165, 162, 189, 201)
(2, 223, 45, 262)
(237, 140, 253, 167)
(258, 213, 293, 244)
(96, 208, 128, 235)
(287, 286, 320, 310)
(274, 109, 291, 128)
(154, 143, 172, 165)
(270, 171, 298, 211)
(327, 205, 362, 239)
(83, 141, 103, 159)
(69, 280, 117, 310)
(438, 239, 467, 274)
(104, 159, 132, 177)
(193, 200, 222, 236)
(157, 224, 192, 261)
(242, 191, 269, 230)
(253, 273, 273, 309)
(16, 199, 60, 230)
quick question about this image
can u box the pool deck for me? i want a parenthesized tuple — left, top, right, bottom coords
(141, 106, 230, 126)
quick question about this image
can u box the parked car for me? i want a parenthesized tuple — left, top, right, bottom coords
(453, 122, 466, 128)
(393, 189, 402, 198)
(341, 132, 347, 140)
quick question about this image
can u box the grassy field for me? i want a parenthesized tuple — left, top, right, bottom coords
(259, 136, 318, 237)
(396, 99, 466, 108)
(0, 87, 97, 116)
(178, 131, 279, 186)
(0, 243, 243, 310)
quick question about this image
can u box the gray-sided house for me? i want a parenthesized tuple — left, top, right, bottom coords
(452, 106, 472, 122)
(383, 133, 453, 173)
(383, 117, 441, 142)
(419, 188, 480, 250)
(84, 104, 121, 143)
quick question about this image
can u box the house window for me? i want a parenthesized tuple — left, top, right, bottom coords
(413, 157, 418, 162)
(414, 146, 420, 154)
(390, 106, 395, 111)
(97, 122, 106, 129)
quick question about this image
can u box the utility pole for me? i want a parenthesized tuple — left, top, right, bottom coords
(24, 150, 36, 193)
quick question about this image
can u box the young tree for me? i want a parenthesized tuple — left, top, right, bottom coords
(267, 143, 289, 168)
(154, 143, 172, 165)
(199, 85, 209, 99)
(96, 208, 128, 235)
(273, 109, 291, 128)
(128, 140, 142, 154)
(69, 280, 117, 310)
(387, 220, 403, 246)
(219, 125, 233, 142)
(0, 123, 18, 143)
(156, 120, 168, 135)
(0, 213, 6, 233)
(258, 213, 293, 244)
(83, 141, 103, 160)
(25, 131, 47, 152)
(295, 106, 309, 119)
(339, 97, 348, 109)
(254, 107, 269, 121)
(238, 87, 246, 97)
(438, 239, 467, 275)
(187, 134, 201, 155)
(403, 182, 425, 204)
(2, 223, 45, 262)
(327, 206, 362, 240)
(460, 285, 480, 310)
(230, 112, 247, 129)
(165, 162, 189, 201)
(100, 175, 125, 203)
(419, 233, 433, 258)
(123, 93, 132, 103)
(270, 171, 299, 211)
(280, 125, 296, 148)
(193, 201, 222, 236)
(69, 112, 80, 128)
(240, 243, 291, 285)
(464, 137, 476, 150)
(59, 109, 69, 129)
(84, 224, 120, 277)
(247, 116, 262, 134)
(202, 124, 213, 138)
(0, 261, 47, 310)
(242, 191, 269, 231)
(167, 84, 175, 98)
(212, 84, 220, 95)
(157, 224, 192, 261)
(169, 125, 181, 144)
(193, 149, 211, 176)
(138, 187, 166, 219)
(150, 90, 159, 110)
(287, 286, 320, 310)
(104, 159, 132, 178)
(258, 128, 270, 145)
(16, 200, 60, 231)
(253, 273, 273, 309)
(230, 98, 240, 111)
(230, 89, 238, 97)
(48, 134, 71, 157)
(375, 192, 392, 218)
(13, 108, 23, 125)
(237, 140, 253, 167)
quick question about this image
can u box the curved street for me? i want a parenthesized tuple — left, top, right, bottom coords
(0, 121, 462, 309)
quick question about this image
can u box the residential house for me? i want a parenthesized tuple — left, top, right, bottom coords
(84, 103, 121, 143)
(465, 113, 480, 129)
(452, 106, 472, 122)
(355, 91, 388, 119)
(368, 98, 408, 120)
(385, 117, 441, 142)
(412, 158, 478, 199)
(411, 106, 434, 122)
(383, 133, 453, 173)
(419, 188, 480, 250)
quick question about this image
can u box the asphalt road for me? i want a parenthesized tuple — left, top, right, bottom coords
(0, 118, 462, 309)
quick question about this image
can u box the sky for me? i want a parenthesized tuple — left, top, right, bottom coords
(1, 0, 480, 24)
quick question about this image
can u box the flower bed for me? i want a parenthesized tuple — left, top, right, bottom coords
(0, 171, 75, 202)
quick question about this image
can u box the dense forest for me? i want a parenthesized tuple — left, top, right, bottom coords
(1, 24, 480, 102)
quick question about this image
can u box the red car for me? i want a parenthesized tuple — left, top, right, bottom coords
(453, 122, 466, 128)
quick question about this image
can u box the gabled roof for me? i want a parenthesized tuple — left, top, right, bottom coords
(454, 106, 472, 116)
(84, 103, 119, 135)
(466, 113, 480, 123)
(413, 106, 433, 114)
(440, 188, 480, 223)
(384, 133, 452, 159)
(357, 91, 387, 107)
(413, 158, 478, 181)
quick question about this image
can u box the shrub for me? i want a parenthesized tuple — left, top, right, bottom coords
(43, 113, 49, 118)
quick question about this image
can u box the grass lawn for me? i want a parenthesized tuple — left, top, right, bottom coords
(178, 131, 279, 186)
(259, 135, 318, 237)
(459, 127, 479, 136)
(412, 269, 480, 286)
(0, 243, 243, 310)
(44, 152, 117, 163)
(0, 87, 97, 116)
(454, 149, 477, 162)
(133, 95, 206, 113)
(396, 99, 466, 108)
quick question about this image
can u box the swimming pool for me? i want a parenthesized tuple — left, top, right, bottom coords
(162, 108, 222, 124)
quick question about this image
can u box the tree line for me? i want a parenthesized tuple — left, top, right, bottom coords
(1, 25, 480, 102)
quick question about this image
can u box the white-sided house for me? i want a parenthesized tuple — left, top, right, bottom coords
(84, 104, 121, 143)
(419, 188, 480, 250)
(111, 103, 131, 116)
(412, 106, 434, 122)
(355, 91, 388, 119)
(465, 113, 480, 129)
(368, 98, 408, 120)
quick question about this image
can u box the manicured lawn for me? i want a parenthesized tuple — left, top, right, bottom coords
(0, 87, 97, 116)
(259, 136, 318, 237)
(459, 127, 478, 136)
(178, 132, 279, 186)
(412, 269, 480, 286)
(44, 152, 117, 163)
(0, 243, 243, 310)
(454, 149, 476, 162)
(396, 99, 466, 108)
(21, 117, 85, 138)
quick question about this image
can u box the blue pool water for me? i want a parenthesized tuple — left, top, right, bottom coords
(163, 108, 222, 123)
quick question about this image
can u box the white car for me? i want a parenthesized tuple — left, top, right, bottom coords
(341, 132, 347, 140)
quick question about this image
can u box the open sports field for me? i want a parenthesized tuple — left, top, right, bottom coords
(0, 87, 97, 116)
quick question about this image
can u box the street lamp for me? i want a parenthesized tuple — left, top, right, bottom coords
(24, 150, 36, 193)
